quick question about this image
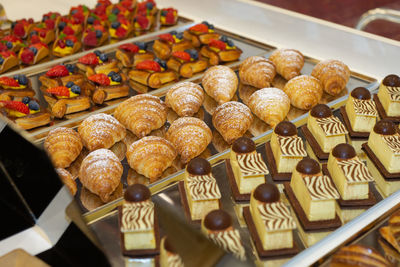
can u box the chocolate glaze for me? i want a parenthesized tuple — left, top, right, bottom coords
(253, 183, 280, 203)
(332, 143, 356, 159)
(164, 237, 176, 254)
(124, 184, 151, 202)
(382, 74, 400, 87)
(351, 87, 371, 100)
(310, 104, 332, 118)
(274, 121, 297, 136)
(373, 119, 396, 135)
(296, 158, 320, 175)
(186, 158, 211, 175)
(204, 209, 232, 231)
(232, 137, 256, 153)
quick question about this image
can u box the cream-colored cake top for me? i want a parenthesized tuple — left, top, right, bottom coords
(186, 174, 221, 201)
(208, 229, 246, 261)
(352, 98, 378, 117)
(303, 175, 340, 200)
(386, 86, 400, 102)
(277, 136, 307, 157)
(337, 158, 374, 184)
(121, 201, 154, 232)
(382, 134, 400, 155)
(257, 201, 296, 231)
(237, 153, 269, 176)
(167, 254, 184, 267)
(316, 116, 348, 136)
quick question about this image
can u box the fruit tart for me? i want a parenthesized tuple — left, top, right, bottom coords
(0, 98, 51, 130)
(83, 25, 109, 48)
(0, 35, 23, 52)
(153, 32, 193, 60)
(53, 35, 81, 57)
(160, 8, 178, 26)
(128, 58, 178, 89)
(77, 50, 119, 76)
(57, 16, 83, 36)
(167, 49, 208, 78)
(87, 72, 130, 104)
(200, 36, 242, 65)
(12, 18, 34, 39)
(41, 12, 61, 30)
(29, 23, 56, 45)
(109, 15, 133, 39)
(70, 5, 90, 17)
(19, 42, 49, 65)
(0, 75, 34, 101)
(85, 10, 108, 27)
(183, 21, 220, 48)
(137, 0, 157, 16)
(119, 0, 137, 13)
(39, 64, 86, 93)
(106, 3, 132, 20)
(115, 42, 154, 68)
(0, 51, 18, 73)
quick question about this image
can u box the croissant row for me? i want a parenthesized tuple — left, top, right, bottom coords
(165, 82, 205, 117)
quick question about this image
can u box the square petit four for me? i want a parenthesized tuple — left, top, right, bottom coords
(376, 74, 400, 117)
(160, 236, 184, 267)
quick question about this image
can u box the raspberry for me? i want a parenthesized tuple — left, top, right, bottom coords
(165, 11, 175, 24)
(13, 23, 26, 38)
(46, 65, 69, 77)
(45, 19, 55, 29)
(135, 15, 149, 29)
(115, 26, 127, 38)
(84, 31, 98, 46)
(63, 26, 75, 35)
(136, 60, 161, 72)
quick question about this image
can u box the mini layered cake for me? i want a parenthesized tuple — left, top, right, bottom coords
(375, 74, 400, 121)
(179, 158, 221, 222)
(118, 184, 159, 256)
(302, 104, 347, 162)
(201, 209, 246, 261)
(266, 121, 307, 181)
(331, 245, 390, 267)
(160, 236, 184, 267)
(362, 120, 400, 197)
(115, 42, 154, 68)
(0, 75, 35, 101)
(200, 36, 242, 66)
(226, 137, 269, 201)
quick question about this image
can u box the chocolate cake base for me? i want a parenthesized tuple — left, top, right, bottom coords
(300, 125, 329, 160)
(225, 159, 252, 202)
(264, 141, 292, 181)
(373, 94, 400, 123)
(340, 106, 370, 138)
(243, 207, 299, 258)
(283, 182, 341, 231)
(118, 206, 160, 258)
(362, 143, 400, 180)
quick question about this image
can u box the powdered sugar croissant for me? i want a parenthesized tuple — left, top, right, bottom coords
(239, 56, 276, 88)
(311, 59, 350, 96)
(283, 75, 323, 110)
(56, 168, 77, 196)
(165, 82, 205, 117)
(269, 48, 304, 80)
(202, 65, 238, 105)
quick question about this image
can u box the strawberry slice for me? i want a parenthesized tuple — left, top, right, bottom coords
(159, 33, 175, 44)
(0, 77, 20, 87)
(135, 15, 149, 29)
(31, 35, 41, 43)
(172, 51, 190, 61)
(136, 60, 161, 72)
(209, 39, 226, 51)
(119, 43, 139, 53)
(0, 100, 29, 114)
(115, 26, 127, 38)
(88, 73, 110, 85)
(189, 23, 208, 33)
(46, 65, 69, 77)
(45, 19, 55, 29)
(46, 86, 70, 97)
(63, 26, 75, 35)
(78, 52, 99, 65)
(0, 51, 16, 58)
(2, 35, 21, 43)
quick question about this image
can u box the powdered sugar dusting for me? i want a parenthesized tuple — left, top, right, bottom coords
(165, 82, 204, 116)
(202, 65, 238, 104)
(239, 56, 276, 88)
(269, 49, 304, 80)
(283, 75, 323, 110)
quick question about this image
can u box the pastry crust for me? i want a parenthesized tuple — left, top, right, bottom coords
(128, 69, 178, 89)
(200, 45, 242, 65)
(165, 82, 204, 117)
(202, 65, 238, 105)
(76, 59, 119, 77)
(239, 56, 276, 88)
(13, 111, 51, 130)
(183, 30, 220, 48)
(269, 48, 304, 80)
(43, 95, 91, 119)
(311, 59, 350, 96)
(166, 57, 208, 78)
(0, 52, 19, 74)
(283, 75, 323, 110)
(153, 39, 193, 60)
(331, 245, 390, 267)
(19, 45, 50, 65)
(88, 73, 130, 105)
(56, 168, 77, 196)
(115, 49, 154, 68)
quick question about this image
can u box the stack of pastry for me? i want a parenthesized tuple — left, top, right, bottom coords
(374, 74, 400, 121)
(152, 32, 193, 60)
(87, 71, 130, 105)
(160, 236, 184, 267)
(330, 245, 390, 267)
(76, 51, 119, 77)
(362, 119, 400, 197)
(183, 21, 220, 48)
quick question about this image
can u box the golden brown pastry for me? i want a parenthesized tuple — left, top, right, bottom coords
(331, 244, 390, 267)
(80, 183, 123, 211)
(283, 75, 323, 110)
(126, 136, 177, 182)
(78, 113, 126, 151)
(269, 48, 304, 80)
(202, 65, 238, 105)
(44, 127, 83, 168)
(311, 59, 350, 96)
(212, 101, 253, 144)
(166, 117, 212, 163)
(56, 168, 77, 196)
(248, 87, 290, 127)
(66, 148, 89, 179)
(238, 84, 257, 106)
(379, 211, 400, 253)
(165, 82, 205, 117)
(79, 149, 123, 202)
(114, 94, 168, 138)
(239, 56, 276, 88)
(110, 141, 127, 161)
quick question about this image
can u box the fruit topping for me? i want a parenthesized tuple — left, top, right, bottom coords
(46, 65, 69, 77)
(83, 31, 98, 46)
(65, 64, 76, 73)
(28, 100, 39, 111)
(0, 77, 20, 87)
(172, 51, 190, 61)
(22, 96, 30, 104)
(136, 42, 147, 51)
(134, 14, 149, 29)
(136, 60, 161, 72)
(88, 73, 110, 85)
(78, 52, 99, 65)
(119, 43, 139, 53)
(110, 73, 122, 83)
(15, 75, 28, 85)
(209, 39, 226, 51)
(20, 49, 35, 64)
(154, 58, 167, 69)
(46, 86, 70, 97)
(189, 23, 208, 33)
(71, 84, 81, 94)
(185, 49, 199, 60)
(0, 100, 30, 114)
(115, 26, 127, 37)
(159, 33, 175, 44)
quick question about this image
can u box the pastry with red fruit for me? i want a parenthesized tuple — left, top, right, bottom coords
(57, 16, 83, 36)
(12, 18, 35, 39)
(53, 34, 81, 57)
(134, 0, 157, 31)
(109, 15, 133, 39)
(87, 72, 130, 104)
(0, 75, 35, 102)
(160, 8, 178, 26)
(128, 58, 177, 88)
(29, 23, 55, 44)
(42, 12, 61, 30)
(137, 0, 157, 16)
(200, 36, 242, 65)
(167, 49, 208, 78)
(0, 51, 18, 74)
(106, 2, 132, 20)
(183, 21, 220, 48)
(39, 64, 86, 93)
(85, 11, 108, 27)
(19, 42, 49, 65)
(70, 5, 90, 17)
(153, 31, 193, 60)
(0, 35, 23, 52)
(83, 25, 109, 47)
(115, 41, 154, 68)
(76, 50, 119, 77)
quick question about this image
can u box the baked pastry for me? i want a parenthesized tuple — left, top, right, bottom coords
(29, 23, 55, 45)
(183, 21, 220, 48)
(44, 127, 83, 168)
(109, 16, 133, 39)
(229, 137, 269, 194)
(202, 65, 238, 105)
(0, 75, 35, 101)
(0, 51, 18, 74)
(200, 36, 242, 65)
(80, 183, 123, 211)
(167, 49, 208, 78)
(183, 158, 221, 221)
(249, 183, 296, 250)
(77, 51, 119, 77)
(0, 35, 23, 52)
(311, 59, 350, 96)
(19, 42, 49, 65)
(56, 15, 83, 36)
(52, 35, 81, 58)
(116, 42, 154, 68)
(106, 1, 134, 20)
(380, 211, 400, 253)
(126, 136, 176, 182)
(201, 209, 246, 261)
(238, 84, 257, 106)
(85, 9, 108, 27)
(39, 64, 86, 91)
(82, 25, 108, 48)
(269, 48, 304, 80)
(270, 121, 307, 173)
(248, 87, 290, 127)
(78, 113, 126, 151)
(79, 149, 123, 202)
(239, 56, 276, 88)
(376, 74, 400, 117)
(165, 82, 204, 117)
(160, 236, 184, 267)
(345, 87, 377, 132)
(42, 12, 61, 31)
(212, 101, 253, 144)
(87, 72, 130, 105)
(66, 148, 88, 179)
(153, 32, 193, 60)
(166, 117, 212, 164)
(160, 8, 178, 26)
(55, 168, 77, 196)
(133, 0, 157, 31)
(290, 158, 340, 221)
(12, 18, 34, 39)
(283, 75, 323, 110)
(119, 184, 157, 250)
(114, 94, 168, 138)
(330, 245, 390, 267)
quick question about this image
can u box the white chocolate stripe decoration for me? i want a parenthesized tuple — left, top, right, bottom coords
(208, 229, 246, 261)
(337, 158, 374, 183)
(278, 136, 307, 157)
(257, 202, 296, 231)
(383, 135, 400, 155)
(167, 254, 184, 267)
(316, 116, 348, 136)
(121, 202, 154, 232)
(303, 175, 340, 200)
(386, 86, 400, 102)
(353, 99, 378, 117)
(237, 153, 269, 176)
(186, 175, 221, 201)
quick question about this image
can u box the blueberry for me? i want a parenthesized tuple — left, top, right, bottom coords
(201, 21, 209, 27)
(136, 42, 146, 50)
(146, 2, 153, 9)
(0, 57, 4, 65)
(22, 97, 30, 104)
(111, 21, 121, 29)
(71, 84, 81, 94)
(94, 50, 101, 56)
(42, 15, 49, 21)
(112, 8, 120, 14)
(13, 75, 19, 80)
(95, 30, 102, 38)
(58, 21, 66, 31)
(66, 39, 74, 47)
(71, 9, 78, 15)
(28, 100, 39, 111)
(66, 81, 74, 88)
(155, 58, 166, 69)
(161, 10, 167, 16)
(87, 16, 95, 24)
(227, 40, 234, 47)
(175, 32, 183, 40)
(220, 35, 228, 42)
(6, 41, 13, 49)
(107, 71, 116, 77)
(99, 53, 108, 62)
(29, 47, 38, 55)
(17, 75, 28, 85)
(111, 73, 122, 82)
(11, 21, 16, 29)
(169, 30, 177, 36)
(65, 64, 76, 73)
(185, 49, 198, 60)
(30, 31, 38, 37)
(208, 24, 214, 30)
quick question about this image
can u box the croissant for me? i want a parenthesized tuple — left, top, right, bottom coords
(311, 59, 350, 96)
(79, 149, 123, 202)
(269, 49, 304, 80)
(44, 127, 83, 168)
(165, 82, 205, 117)
(78, 113, 126, 151)
(283, 75, 323, 110)
(166, 117, 212, 163)
(114, 94, 168, 138)
(212, 101, 253, 144)
(202, 65, 238, 105)
(66, 148, 89, 179)
(80, 183, 123, 211)
(126, 136, 177, 182)
(56, 168, 77, 196)
(239, 56, 276, 88)
(238, 84, 257, 106)
(248, 87, 290, 127)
